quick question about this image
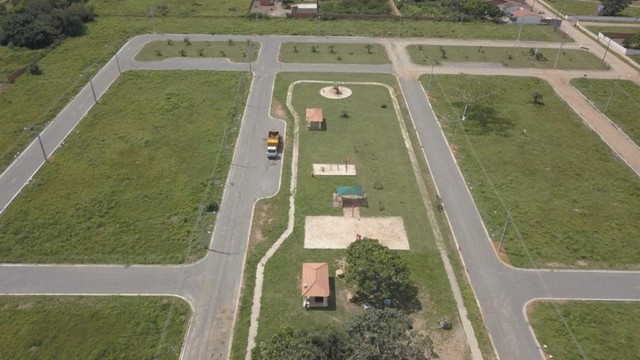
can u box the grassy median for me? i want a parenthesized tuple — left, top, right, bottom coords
(136, 40, 260, 62)
(279, 43, 389, 64)
(571, 78, 640, 146)
(0, 71, 249, 264)
(407, 44, 607, 70)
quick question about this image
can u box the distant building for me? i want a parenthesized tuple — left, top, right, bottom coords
(259, 0, 275, 6)
(511, 9, 543, 24)
(291, 3, 318, 14)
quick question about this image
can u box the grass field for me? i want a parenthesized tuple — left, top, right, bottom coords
(0, 47, 45, 82)
(230, 73, 472, 359)
(571, 78, 640, 146)
(0, 16, 570, 174)
(279, 43, 389, 64)
(87, 0, 249, 16)
(544, 0, 640, 16)
(423, 74, 640, 269)
(0, 71, 249, 264)
(135, 40, 260, 62)
(407, 45, 607, 70)
(529, 301, 640, 359)
(0, 296, 190, 359)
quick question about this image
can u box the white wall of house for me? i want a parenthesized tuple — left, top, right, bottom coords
(598, 32, 640, 56)
(516, 15, 542, 24)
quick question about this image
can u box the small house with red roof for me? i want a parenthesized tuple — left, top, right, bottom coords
(301, 263, 330, 308)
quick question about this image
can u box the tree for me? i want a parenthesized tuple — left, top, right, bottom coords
(454, 74, 500, 121)
(346, 308, 436, 360)
(252, 327, 350, 360)
(460, 0, 502, 19)
(622, 32, 640, 49)
(600, 0, 631, 15)
(531, 92, 543, 105)
(345, 239, 419, 311)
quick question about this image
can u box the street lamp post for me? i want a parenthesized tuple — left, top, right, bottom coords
(89, 78, 98, 103)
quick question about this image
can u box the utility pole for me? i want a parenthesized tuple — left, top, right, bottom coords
(554, 41, 564, 69)
(89, 78, 98, 103)
(498, 211, 511, 252)
(37, 134, 48, 162)
(426, 64, 435, 95)
(517, 19, 524, 42)
(115, 52, 121, 74)
(604, 75, 621, 113)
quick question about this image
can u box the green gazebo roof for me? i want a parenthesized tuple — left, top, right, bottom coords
(336, 185, 364, 198)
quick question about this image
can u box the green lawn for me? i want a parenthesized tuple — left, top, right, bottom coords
(231, 73, 466, 359)
(135, 40, 260, 62)
(279, 43, 389, 64)
(571, 78, 640, 146)
(87, 0, 249, 16)
(0, 71, 249, 264)
(544, 0, 640, 16)
(529, 301, 640, 359)
(0, 16, 570, 174)
(0, 296, 190, 359)
(407, 45, 607, 70)
(424, 74, 640, 269)
(0, 47, 45, 82)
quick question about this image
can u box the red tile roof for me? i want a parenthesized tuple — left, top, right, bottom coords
(511, 9, 542, 17)
(306, 108, 323, 123)
(301, 263, 330, 297)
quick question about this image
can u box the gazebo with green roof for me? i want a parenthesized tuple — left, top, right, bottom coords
(333, 185, 367, 208)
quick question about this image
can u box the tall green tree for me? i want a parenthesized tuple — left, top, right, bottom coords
(346, 308, 435, 360)
(252, 327, 350, 360)
(345, 239, 420, 312)
(600, 0, 631, 15)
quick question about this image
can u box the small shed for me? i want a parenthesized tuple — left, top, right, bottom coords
(333, 185, 368, 208)
(306, 108, 324, 130)
(302, 263, 330, 308)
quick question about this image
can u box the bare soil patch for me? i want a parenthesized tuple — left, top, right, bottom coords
(304, 216, 409, 250)
(312, 163, 356, 176)
(270, 98, 287, 120)
(248, 202, 272, 250)
(319, 85, 353, 100)
(492, 241, 512, 265)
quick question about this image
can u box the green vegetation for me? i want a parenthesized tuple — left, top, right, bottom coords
(408, 45, 608, 70)
(319, 0, 392, 15)
(424, 74, 640, 269)
(279, 42, 389, 64)
(346, 239, 418, 310)
(571, 78, 640, 146)
(0, 296, 190, 359)
(231, 72, 465, 359)
(0, 71, 249, 264)
(136, 39, 260, 62)
(0, 0, 95, 49)
(0, 16, 569, 174)
(529, 301, 640, 359)
(0, 46, 44, 81)
(88, 0, 247, 17)
(544, 0, 640, 16)
(586, 25, 640, 35)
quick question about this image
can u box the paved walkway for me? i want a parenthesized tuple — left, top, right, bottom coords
(0, 32, 638, 360)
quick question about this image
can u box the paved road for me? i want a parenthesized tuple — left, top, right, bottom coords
(0, 33, 639, 360)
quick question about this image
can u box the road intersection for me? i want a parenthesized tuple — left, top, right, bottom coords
(0, 33, 638, 360)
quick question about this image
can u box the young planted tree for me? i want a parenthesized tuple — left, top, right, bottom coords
(531, 92, 544, 105)
(454, 74, 500, 121)
(365, 44, 373, 54)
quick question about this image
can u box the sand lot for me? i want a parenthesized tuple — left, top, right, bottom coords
(304, 216, 409, 250)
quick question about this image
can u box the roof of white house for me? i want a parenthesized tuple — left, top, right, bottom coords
(301, 263, 330, 297)
(293, 3, 318, 9)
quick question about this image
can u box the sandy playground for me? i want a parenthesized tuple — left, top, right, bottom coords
(304, 216, 409, 250)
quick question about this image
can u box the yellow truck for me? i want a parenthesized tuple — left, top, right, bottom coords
(267, 130, 281, 159)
